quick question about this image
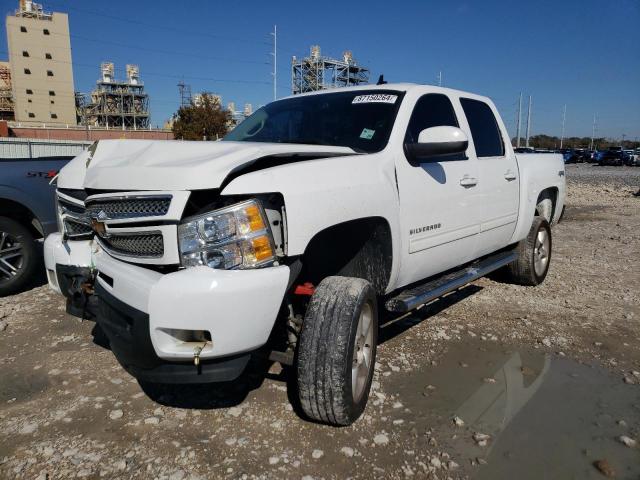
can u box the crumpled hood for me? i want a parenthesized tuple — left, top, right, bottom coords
(82, 139, 355, 191)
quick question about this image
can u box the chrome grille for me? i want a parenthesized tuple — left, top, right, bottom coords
(64, 218, 93, 236)
(99, 232, 164, 258)
(86, 196, 171, 220)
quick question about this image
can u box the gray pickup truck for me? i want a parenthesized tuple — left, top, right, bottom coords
(0, 156, 73, 296)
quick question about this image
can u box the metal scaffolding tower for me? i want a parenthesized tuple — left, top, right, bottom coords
(177, 80, 192, 107)
(0, 64, 14, 121)
(83, 62, 150, 129)
(15, 0, 52, 20)
(291, 46, 369, 95)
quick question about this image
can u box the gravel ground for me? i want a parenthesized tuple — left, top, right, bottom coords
(0, 163, 639, 479)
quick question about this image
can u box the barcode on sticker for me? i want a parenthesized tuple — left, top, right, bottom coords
(352, 94, 398, 104)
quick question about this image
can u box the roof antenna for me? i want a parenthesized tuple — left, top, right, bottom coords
(376, 74, 387, 85)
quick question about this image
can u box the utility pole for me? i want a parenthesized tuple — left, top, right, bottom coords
(437, 71, 442, 87)
(590, 114, 596, 151)
(560, 104, 566, 149)
(515, 92, 522, 147)
(270, 25, 277, 101)
(525, 95, 532, 148)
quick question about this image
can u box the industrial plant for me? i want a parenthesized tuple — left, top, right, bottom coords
(291, 45, 369, 95)
(77, 62, 150, 130)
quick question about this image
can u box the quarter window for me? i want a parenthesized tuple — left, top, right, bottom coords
(405, 94, 459, 144)
(460, 98, 504, 157)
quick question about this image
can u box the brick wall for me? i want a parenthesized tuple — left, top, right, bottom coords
(2, 123, 174, 141)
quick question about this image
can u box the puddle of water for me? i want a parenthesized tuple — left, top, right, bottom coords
(387, 341, 640, 479)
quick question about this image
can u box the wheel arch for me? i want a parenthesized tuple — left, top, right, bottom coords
(0, 197, 44, 239)
(535, 187, 559, 224)
(296, 216, 393, 295)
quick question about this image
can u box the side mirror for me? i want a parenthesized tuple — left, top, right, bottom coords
(405, 126, 469, 161)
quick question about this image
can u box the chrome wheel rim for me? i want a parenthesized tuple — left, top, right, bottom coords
(533, 228, 550, 277)
(351, 302, 373, 403)
(0, 231, 24, 283)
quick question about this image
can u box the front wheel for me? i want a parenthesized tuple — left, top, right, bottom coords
(0, 217, 41, 297)
(504, 216, 552, 286)
(296, 276, 378, 426)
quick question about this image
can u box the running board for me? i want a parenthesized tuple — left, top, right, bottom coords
(385, 250, 518, 313)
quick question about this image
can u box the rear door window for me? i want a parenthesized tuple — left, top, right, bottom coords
(460, 98, 504, 157)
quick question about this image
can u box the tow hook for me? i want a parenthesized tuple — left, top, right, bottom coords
(193, 342, 209, 367)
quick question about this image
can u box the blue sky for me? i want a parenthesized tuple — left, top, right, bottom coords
(2, 0, 638, 139)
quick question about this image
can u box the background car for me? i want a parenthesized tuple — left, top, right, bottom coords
(598, 147, 628, 166)
(561, 149, 580, 163)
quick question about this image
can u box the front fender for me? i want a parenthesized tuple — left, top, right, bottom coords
(221, 153, 401, 290)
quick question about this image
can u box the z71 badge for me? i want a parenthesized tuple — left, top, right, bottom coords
(410, 223, 442, 235)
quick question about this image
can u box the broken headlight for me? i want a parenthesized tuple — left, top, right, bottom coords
(57, 192, 93, 240)
(177, 199, 276, 270)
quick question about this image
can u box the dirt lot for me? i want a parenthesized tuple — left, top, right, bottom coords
(1, 164, 639, 480)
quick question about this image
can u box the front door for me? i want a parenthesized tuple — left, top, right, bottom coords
(395, 93, 481, 288)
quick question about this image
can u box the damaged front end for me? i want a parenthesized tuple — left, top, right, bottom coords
(55, 264, 98, 319)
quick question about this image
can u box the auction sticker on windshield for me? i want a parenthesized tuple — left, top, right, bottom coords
(352, 94, 398, 104)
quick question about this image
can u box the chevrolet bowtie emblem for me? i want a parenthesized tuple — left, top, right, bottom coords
(91, 218, 109, 238)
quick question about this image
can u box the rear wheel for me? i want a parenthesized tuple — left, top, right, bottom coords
(296, 276, 378, 426)
(504, 216, 552, 286)
(0, 217, 41, 297)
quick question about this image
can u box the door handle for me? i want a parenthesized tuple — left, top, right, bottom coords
(504, 170, 517, 181)
(459, 175, 478, 187)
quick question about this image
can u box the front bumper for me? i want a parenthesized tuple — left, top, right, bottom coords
(94, 249, 290, 368)
(44, 233, 98, 318)
(44, 233, 94, 294)
(96, 282, 252, 383)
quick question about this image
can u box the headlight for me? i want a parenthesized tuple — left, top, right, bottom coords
(57, 192, 93, 240)
(178, 199, 276, 270)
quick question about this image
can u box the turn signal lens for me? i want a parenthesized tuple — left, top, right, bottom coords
(251, 235, 274, 262)
(238, 204, 266, 235)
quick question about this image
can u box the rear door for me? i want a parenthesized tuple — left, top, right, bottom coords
(394, 93, 481, 287)
(459, 98, 519, 256)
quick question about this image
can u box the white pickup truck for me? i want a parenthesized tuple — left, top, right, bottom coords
(44, 84, 565, 426)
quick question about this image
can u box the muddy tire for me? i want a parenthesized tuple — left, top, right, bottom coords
(0, 217, 41, 297)
(536, 194, 553, 224)
(504, 216, 552, 286)
(296, 276, 378, 426)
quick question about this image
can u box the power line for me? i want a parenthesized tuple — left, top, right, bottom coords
(270, 25, 277, 101)
(4, 25, 270, 66)
(560, 104, 566, 149)
(515, 92, 522, 147)
(525, 95, 532, 148)
(47, 0, 271, 47)
(0, 50, 271, 86)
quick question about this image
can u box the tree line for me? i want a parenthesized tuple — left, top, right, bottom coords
(511, 135, 639, 150)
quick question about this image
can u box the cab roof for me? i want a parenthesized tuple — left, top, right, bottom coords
(284, 82, 493, 105)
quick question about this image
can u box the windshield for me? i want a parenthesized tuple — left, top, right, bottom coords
(223, 90, 404, 153)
